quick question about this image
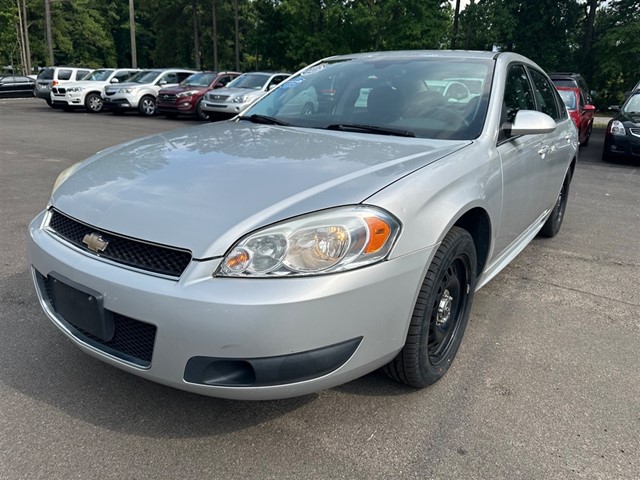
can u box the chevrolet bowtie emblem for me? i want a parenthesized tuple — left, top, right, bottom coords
(82, 233, 109, 253)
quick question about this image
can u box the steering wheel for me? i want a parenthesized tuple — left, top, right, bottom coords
(444, 82, 471, 101)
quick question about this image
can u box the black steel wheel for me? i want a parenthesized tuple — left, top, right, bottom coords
(539, 171, 570, 238)
(383, 226, 477, 388)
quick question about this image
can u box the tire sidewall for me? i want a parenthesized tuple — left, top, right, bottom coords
(138, 96, 156, 116)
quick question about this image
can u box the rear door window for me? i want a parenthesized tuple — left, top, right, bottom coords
(57, 69, 73, 81)
(529, 69, 562, 121)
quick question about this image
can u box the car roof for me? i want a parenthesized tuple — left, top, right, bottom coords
(323, 50, 501, 62)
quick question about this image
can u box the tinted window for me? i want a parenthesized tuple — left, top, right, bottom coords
(503, 64, 535, 123)
(57, 69, 73, 81)
(161, 72, 178, 84)
(529, 69, 561, 120)
(114, 71, 136, 82)
(38, 68, 54, 80)
(176, 72, 194, 83)
(76, 70, 92, 80)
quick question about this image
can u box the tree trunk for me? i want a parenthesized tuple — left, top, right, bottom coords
(193, 0, 201, 69)
(211, 0, 218, 70)
(464, 0, 475, 50)
(451, 0, 461, 49)
(19, 0, 31, 74)
(44, 0, 54, 65)
(582, 0, 599, 65)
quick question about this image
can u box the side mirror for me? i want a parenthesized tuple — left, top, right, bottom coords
(583, 104, 596, 111)
(213, 83, 223, 89)
(608, 105, 620, 112)
(110, 78, 120, 84)
(505, 110, 556, 137)
(158, 80, 167, 86)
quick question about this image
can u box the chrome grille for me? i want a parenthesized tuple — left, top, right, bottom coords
(159, 93, 177, 102)
(208, 94, 229, 102)
(630, 128, 640, 138)
(47, 209, 192, 278)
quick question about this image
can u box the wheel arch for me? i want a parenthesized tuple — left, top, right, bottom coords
(452, 207, 492, 279)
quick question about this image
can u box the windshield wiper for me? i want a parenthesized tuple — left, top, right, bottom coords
(325, 123, 415, 137)
(238, 114, 290, 126)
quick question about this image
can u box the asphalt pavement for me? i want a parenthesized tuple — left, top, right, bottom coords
(1, 98, 638, 479)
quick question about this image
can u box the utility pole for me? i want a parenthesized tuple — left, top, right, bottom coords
(193, 0, 201, 69)
(211, 0, 218, 70)
(234, 0, 239, 71)
(129, 0, 137, 68)
(44, 0, 54, 65)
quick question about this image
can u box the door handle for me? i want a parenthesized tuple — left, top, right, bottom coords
(538, 145, 550, 157)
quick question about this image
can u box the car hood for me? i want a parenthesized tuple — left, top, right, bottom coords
(51, 122, 470, 258)
(62, 80, 110, 89)
(160, 86, 207, 95)
(617, 111, 640, 125)
(105, 81, 153, 91)
(208, 87, 263, 100)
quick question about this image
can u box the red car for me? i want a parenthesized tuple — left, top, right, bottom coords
(556, 86, 596, 146)
(157, 71, 240, 120)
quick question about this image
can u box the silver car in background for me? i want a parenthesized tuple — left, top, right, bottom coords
(28, 51, 578, 400)
(200, 71, 290, 117)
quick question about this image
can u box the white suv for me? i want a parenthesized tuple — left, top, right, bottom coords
(102, 69, 198, 116)
(50, 68, 140, 113)
(35, 66, 94, 106)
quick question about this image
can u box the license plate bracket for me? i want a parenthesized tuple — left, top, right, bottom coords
(50, 275, 115, 342)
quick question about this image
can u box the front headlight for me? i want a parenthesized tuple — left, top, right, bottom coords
(119, 87, 136, 94)
(217, 206, 401, 277)
(177, 90, 199, 98)
(610, 120, 626, 136)
(52, 162, 83, 194)
(231, 95, 248, 103)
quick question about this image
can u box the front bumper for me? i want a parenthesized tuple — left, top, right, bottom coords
(102, 93, 139, 110)
(28, 210, 430, 400)
(604, 132, 640, 161)
(201, 99, 248, 115)
(51, 91, 84, 107)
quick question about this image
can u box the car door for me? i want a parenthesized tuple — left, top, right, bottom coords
(527, 68, 575, 210)
(494, 63, 549, 254)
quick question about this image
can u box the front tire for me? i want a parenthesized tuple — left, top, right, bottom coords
(539, 171, 570, 238)
(138, 95, 156, 116)
(196, 99, 210, 121)
(383, 227, 477, 388)
(85, 92, 103, 113)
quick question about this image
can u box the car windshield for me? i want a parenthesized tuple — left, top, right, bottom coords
(227, 73, 270, 90)
(244, 56, 494, 140)
(622, 93, 640, 113)
(127, 70, 161, 84)
(82, 69, 115, 82)
(180, 73, 217, 87)
(558, 90, 577, 110)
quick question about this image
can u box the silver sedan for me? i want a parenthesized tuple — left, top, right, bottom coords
(27, 51, 578, 400)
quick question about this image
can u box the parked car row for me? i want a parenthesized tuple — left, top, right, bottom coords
(549, 72, 596, 147)
(28, 65, 293, 121)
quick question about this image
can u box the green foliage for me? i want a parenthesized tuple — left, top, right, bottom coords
(0, 0, 636, 108)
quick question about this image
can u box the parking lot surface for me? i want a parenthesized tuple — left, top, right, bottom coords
(1, 98, 638, 479)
